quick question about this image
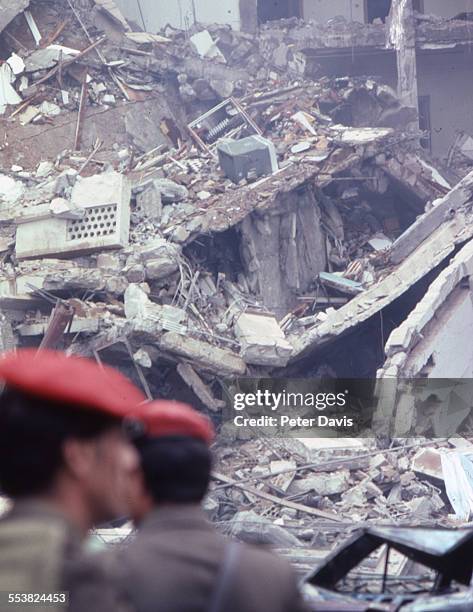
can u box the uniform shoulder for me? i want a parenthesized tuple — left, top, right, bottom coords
(238, 541, 295, 576)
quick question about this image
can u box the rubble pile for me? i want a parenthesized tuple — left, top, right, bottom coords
(0, 0, 459, 401)
(1, 0, 472, 588)
(206, 436, 473, 574)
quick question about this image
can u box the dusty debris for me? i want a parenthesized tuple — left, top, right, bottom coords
(0, 3, 472, 587)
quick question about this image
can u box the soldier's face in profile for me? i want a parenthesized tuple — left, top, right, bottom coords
(67, 427, 140, 525)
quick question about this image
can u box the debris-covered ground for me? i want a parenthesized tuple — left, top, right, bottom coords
(2, 0, 473, 586)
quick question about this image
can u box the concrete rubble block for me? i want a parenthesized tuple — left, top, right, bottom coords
(159, 332, 246, 377)
(190, 30, 226, 63)
(15, 172, 131, 260)
(124, 284, 150, 319)
(133, 348, 152, 368)
(229, 510, 301, 548)
(341, 480, 382, 508)
(124, 264, 146, 283)
(411, 448, 444, 481)
(235, 312, 294, 367)
(406, 495, 442, 518)
(136, 181, 163, 221)
(38, 263, 127, 297)
(171, 226, 191, 244)
(152, 178, 188, 204)
(287, 469, 350, 497)
(140, 238, 181, 280)
(177, 363, 225, 412)
(125, 284, 187, 336)
(0, 1, 30, 33)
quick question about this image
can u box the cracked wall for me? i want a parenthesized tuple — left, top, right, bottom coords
(238, 187, 326, 318)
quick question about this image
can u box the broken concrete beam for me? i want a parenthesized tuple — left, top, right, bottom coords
(160, 332, 246, 377)
(17, 318, 100, 337)
(15, 172, 131, 259)
(0, 262, 128, 299)
(177, 362, 226, 412)
(0, 1, 29, 33)
(383, 238, 473, 366)
(290, 208, 473, 360)
(319, 272, 363, 296)
(390, 169, 473, 265)
(235, 312, 294, 367)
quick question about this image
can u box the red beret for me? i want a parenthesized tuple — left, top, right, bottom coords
(0, 348, 146, 419)
(137, 400, 215, 445)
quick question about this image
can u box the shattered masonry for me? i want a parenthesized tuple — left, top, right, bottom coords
(2, 0, 473, 581)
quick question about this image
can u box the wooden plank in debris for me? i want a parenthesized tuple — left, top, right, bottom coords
(177, 363, 225, 412)
(38, 302, 75, 350)
(212, 471, 343, 522)
(319, 272, 363, 296)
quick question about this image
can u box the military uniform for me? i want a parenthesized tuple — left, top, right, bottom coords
(0, 349, 146, 612)
(114, 504, 307, 612)
(0, 501, 132, 612)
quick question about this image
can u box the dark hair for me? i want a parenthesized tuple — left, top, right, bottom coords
(135, 435, 212, 504)
(0, 387, 120, 498)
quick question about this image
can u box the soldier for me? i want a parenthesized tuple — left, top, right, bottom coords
(116, 400, 309, 612)
(0, 348, 146, 612)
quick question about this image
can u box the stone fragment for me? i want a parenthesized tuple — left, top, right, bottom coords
(133, 348, 152, 368)
(288, 470, 350, 497)
(139, 238, 181, 280)
(136, 181, 163, 220)
(36, 161, 55, 178)
(229, 511, 301, 548)
(235, 312, 293, 367)
(152, 178, 188, 203)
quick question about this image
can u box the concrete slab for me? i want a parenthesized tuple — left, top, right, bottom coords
(235, 312, 294, 367)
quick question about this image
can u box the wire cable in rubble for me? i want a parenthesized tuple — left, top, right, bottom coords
(135, 0, 147, 31)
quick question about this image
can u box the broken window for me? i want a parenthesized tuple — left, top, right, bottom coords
(257, 0, 301, 24)
(366, 0, 392, 23)
(418, 95, 432, 151)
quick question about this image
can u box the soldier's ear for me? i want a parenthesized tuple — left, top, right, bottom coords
(62, 438, 96, 480)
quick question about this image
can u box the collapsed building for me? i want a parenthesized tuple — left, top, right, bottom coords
(2, 0, 473, 593)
